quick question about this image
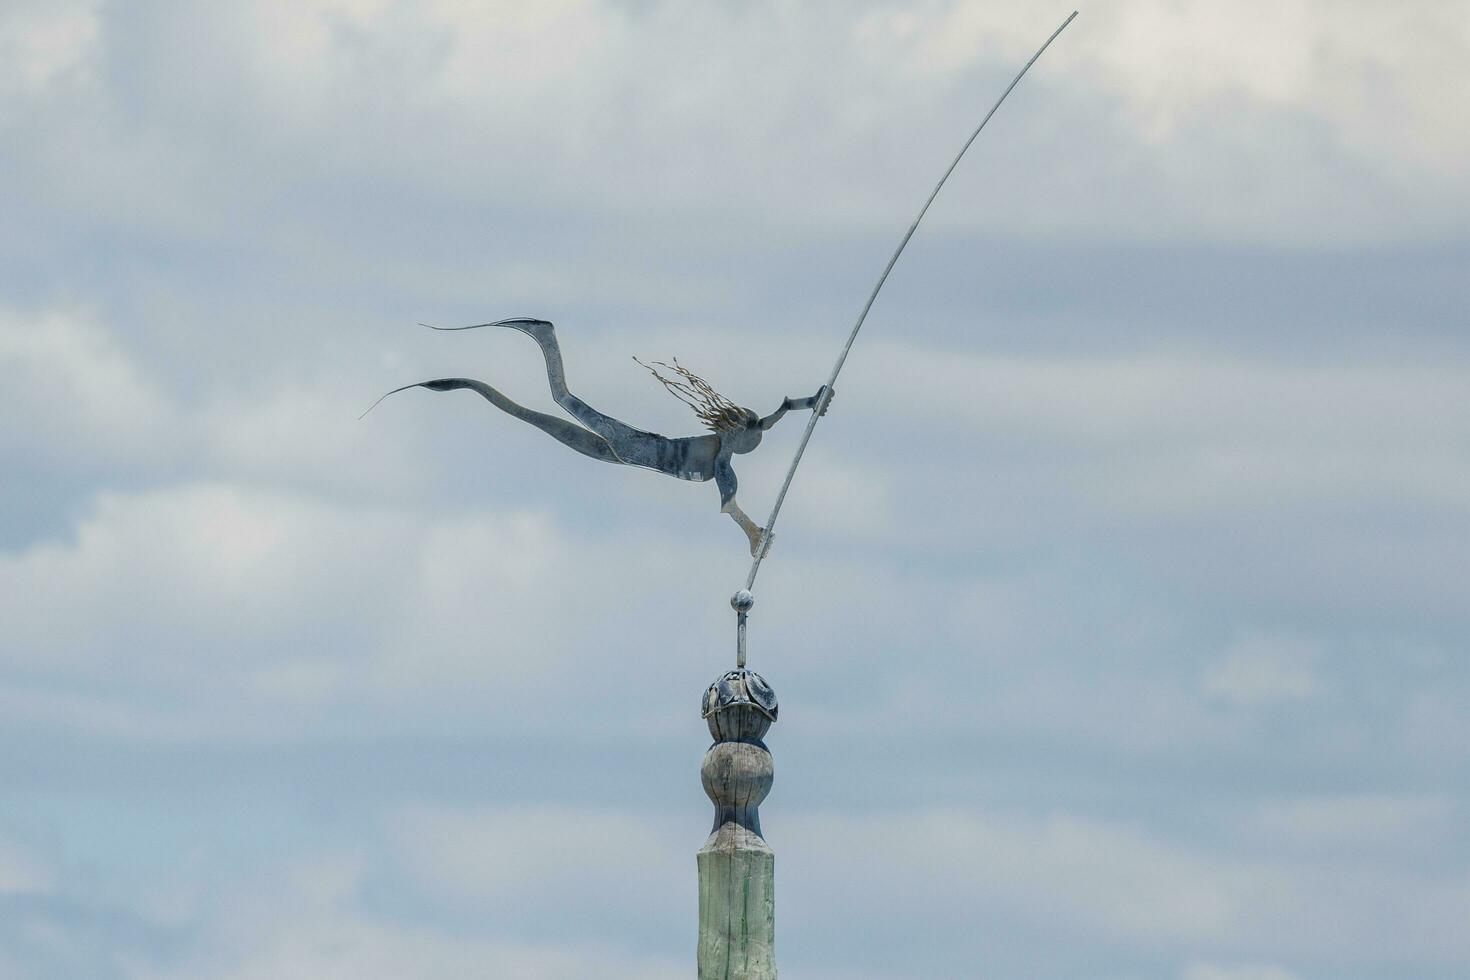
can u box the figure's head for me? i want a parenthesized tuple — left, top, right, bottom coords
(634, 357, 758, 440)
(722, 411, 764, 454)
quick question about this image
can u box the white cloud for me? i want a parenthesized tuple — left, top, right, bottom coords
(391, 805, 688, 910)
(855, 341, 1470, 484)
(835, 340, 1470, 617)
(123, 853, 687, 980)
(860, 0, 1470, 239)
(0, 307, 175, 466)
(1254, 794, 1453, 851)
(379, 800, 1470, 972)
(0, 836, 51, 896)
(0, 0, 99, 98)
(3, 304, 1466, 746)
(0, 483, 408, 668)
(6, 796, 1470, 978)
(786, 808, 1264, 945)
(1014, 0, 1468, 176)
(780, 805, 1470, 967)
(0, 475, 742, 737)
(0, 479, 600, 737)
(11, 1, 1468, 245)
(201, 365, 457, 499)
(7, 322, 1468, 738)
(1183, 963, 1302, 980)
(1203, 634, 1322, 706)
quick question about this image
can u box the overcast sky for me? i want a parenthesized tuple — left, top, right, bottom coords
(2, 2, 1468, 978)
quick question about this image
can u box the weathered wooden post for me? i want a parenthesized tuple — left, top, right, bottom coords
(698, 591, 779, 979)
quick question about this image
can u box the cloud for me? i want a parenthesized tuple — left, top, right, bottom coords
(124, 853, 687, 980)
(0, 473, 768, 738)
(5, 307, 1467, 747)
(1252, 794, 1454, 852)
(0, 0, 99, 98)
(3, 790, 1468, 978)
(786, 808, 1264, 947)
(1203, 634, 1322, 706)
(8, 1, 1468, 248)
(0, 483, 408, 668)
(0, 836, 51, 896)
(0, 479, 619, 736)
(201, 374, 436, 498)
(779, 805, 1470, 971)
(0, 306, 175, 467)
(1183, 964, 1302, 980)
(851, 342, 1470, 505)
(937, 0, 1470, 175)
(389, 805, 691, 946)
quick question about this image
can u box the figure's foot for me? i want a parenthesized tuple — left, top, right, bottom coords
(725, 501, 773, 558)
(493, 318, 555, 343)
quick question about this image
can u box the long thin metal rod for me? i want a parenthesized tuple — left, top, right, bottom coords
(743, 10, 1078, 592)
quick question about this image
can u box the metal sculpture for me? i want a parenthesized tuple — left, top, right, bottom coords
(366, 7, 1077, 648)
(362, 317, 831, 556)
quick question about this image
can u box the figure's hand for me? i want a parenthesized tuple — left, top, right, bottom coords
(750, 528, 775, 558)
(816, 385, 835, 417)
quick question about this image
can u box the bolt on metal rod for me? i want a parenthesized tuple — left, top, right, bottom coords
(741, 10, 1078, 597)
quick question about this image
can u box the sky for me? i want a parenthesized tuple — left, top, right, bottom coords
(1, 1, 1468, 977)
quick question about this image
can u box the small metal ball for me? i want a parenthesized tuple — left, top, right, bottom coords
(730, 589, 755, 613)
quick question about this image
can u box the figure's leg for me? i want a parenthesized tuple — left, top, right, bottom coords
(495, 319, 656, 447)
(420, 317, 673, 471)
(715, 452, 772, 557)
(368, 378, 621, 464)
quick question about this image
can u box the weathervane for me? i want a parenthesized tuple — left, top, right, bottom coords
(366, 12, 1076, 978)
(362, 318, 832, 559)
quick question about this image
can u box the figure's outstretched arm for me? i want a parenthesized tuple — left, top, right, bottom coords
(714, 450, 772, 557)
(758, 385, 834, 431)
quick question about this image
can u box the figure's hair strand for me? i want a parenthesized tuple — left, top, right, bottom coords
(633, 356, 745, 432)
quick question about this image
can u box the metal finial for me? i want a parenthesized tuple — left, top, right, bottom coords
(731, 589, 754, 668)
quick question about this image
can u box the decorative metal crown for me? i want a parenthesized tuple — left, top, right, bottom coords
(701, 668, 779, 722)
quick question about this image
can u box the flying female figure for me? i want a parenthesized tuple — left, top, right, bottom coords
(364, 318, 832, 556)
